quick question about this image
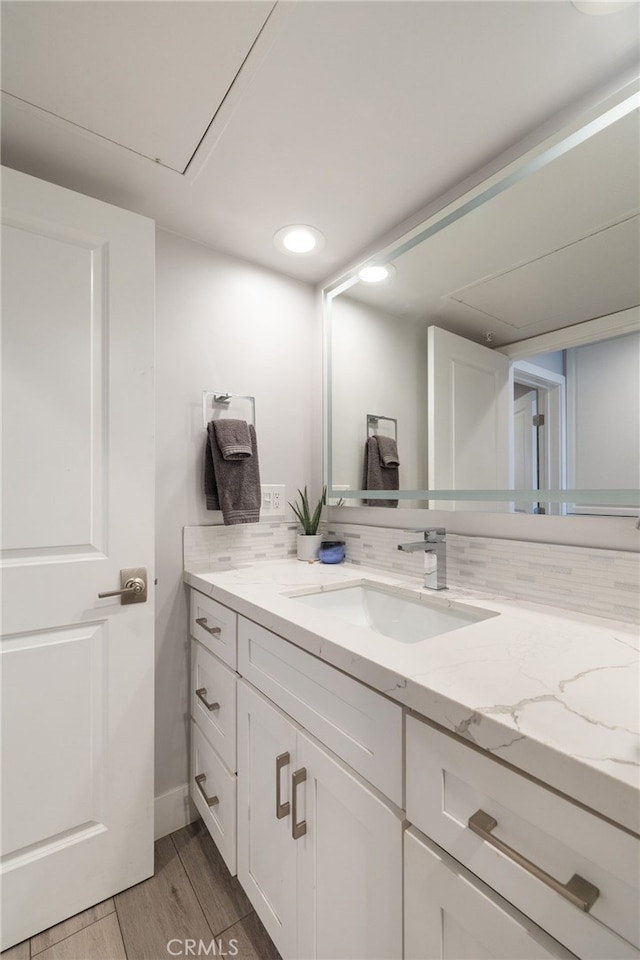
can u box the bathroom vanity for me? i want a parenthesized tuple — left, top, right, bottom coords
(184, 559, 639, 960)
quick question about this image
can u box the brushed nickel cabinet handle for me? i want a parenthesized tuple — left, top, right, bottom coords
(195, 688, 220, 711)
(468, 810, 599, 912)
(276, 752, 290, 819)
(196, 617, 222, 636)
(195, 773, 219, 808)
(292, 767, 307, 840)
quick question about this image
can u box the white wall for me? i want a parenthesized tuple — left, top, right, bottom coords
(154, 229, 319, 799)
(523, 350, 564, 375)
(567, 330, 640, 492)
(331, 295, 428, 500)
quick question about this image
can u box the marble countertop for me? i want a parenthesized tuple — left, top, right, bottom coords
(184, 558, 639, 834)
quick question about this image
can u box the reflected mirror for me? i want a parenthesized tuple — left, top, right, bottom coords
(325, 79, 640, 513)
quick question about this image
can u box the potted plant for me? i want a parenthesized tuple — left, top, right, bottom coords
(289, 485, 326, 561)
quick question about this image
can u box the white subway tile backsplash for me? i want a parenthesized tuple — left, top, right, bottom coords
(184, 521, 298, 570)
(325, 521, 640, 624)
(184, 521, 639, 623)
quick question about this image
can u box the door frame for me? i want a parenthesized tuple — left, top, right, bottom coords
(509, 360, 566, 516)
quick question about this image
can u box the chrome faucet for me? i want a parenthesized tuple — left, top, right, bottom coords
(398, 528, 447, 590)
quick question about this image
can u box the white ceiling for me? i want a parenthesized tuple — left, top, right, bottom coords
(1, 1, 639, 284)
(1, 2, 275, 171)
(346, 105, 640, 345)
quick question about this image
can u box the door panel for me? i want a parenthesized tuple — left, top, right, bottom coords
(1, 222, 105, 553)
(513, 390, 537, 513)
(1, 624, 106, 854)
(0, 167, 155, 949)
(427, 325, 509, 511)
(297, 732, 403, 960)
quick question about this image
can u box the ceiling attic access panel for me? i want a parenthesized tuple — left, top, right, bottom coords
(0, 1, 275, 173)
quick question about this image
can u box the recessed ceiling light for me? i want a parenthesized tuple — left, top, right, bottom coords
(273, 225, 325, 255)
(358, 263, 396, 283)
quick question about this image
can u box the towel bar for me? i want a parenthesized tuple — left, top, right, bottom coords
(366, 413, 397, 441)
(203, 391, 256, 429)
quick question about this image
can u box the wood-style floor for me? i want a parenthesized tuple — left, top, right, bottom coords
(2, 820, 280, 960)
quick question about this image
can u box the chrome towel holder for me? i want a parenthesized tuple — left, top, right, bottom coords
(202, 391, 256, 429)
(366, 413, 397, 441)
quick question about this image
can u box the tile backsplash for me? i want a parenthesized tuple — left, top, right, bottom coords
(325, 521, 640, 624)
(184, 521, 639, 623)
(184, 521, 298, 570)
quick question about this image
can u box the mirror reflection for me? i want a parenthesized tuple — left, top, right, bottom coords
(326, 85, 640, 513)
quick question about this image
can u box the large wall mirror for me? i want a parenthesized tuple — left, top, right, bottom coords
(324, 77, 640, 515)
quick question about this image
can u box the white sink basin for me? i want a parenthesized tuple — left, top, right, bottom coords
(289, 580, 497, 643)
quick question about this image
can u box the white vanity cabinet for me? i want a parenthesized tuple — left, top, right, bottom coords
(405, 828, 578, 960)
(406, 715, 640, 960)
(188, 593, 404, 960)
(187, 579, 639, 960)
(236, 614, 404, 960)
(237, 679, 403, 960)
(189, 590, 239, 874)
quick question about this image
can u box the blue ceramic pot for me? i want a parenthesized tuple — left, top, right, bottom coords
(318, 540, 346, 564)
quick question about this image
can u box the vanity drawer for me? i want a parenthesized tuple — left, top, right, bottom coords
(405, 827, 576, 959)
(190, 719, 237, 876)
(190, 589, 237, 669)
(238, 616, 403, 806)
(191, 639, 237, 772)
(406, 716, 640, 959)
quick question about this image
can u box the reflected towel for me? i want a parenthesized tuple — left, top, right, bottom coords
(375, 435, 400, 467)
(204, 421, 261, 524)
(212, 418, 252, 460)
(362, 436, 399, 508)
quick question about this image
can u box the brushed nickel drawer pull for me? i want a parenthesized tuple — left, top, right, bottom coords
(195, 688, 220, 711)
(196, 617, 222, 636)
(276, 752, 291, 819)
(195, 773, 219, 808)
(292, 767, 307, 839)
(468, 809, 599, 912)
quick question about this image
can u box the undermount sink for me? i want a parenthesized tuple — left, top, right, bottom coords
(289, 580, 497, 643)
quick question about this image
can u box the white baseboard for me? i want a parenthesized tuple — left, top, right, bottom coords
(154, 783, 198, 840)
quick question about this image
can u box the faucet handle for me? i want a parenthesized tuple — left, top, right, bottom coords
(424, 528, 446, 542)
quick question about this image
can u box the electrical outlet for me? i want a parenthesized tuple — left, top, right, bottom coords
(261, 484, 286, 517)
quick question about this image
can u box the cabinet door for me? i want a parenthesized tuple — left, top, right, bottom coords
(296, 731, 403, 960)
(405, 828, 576, 960)
(237, 681, 298, 960)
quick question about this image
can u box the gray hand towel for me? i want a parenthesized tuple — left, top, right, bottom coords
(204, 421, 261, 524)
(212, 418, 252, 460)
(375, 435, 400, 467)
(362, 436, 399, 508)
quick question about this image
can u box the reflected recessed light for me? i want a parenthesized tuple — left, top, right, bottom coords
(274, 225, 325, 255)
(358, 263, 396, 283)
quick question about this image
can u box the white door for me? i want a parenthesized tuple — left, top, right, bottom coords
(404, 829, 576, 960)
(427, 326, 509, 511)
(1, 167, 155, 950)
(237, 681, 298, 960)
(296, 731, 403, 960)
(513, 390, 538, 514)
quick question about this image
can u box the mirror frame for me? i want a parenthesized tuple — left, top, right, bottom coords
(322, 75, 640, 512)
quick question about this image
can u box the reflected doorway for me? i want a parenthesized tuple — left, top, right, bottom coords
(510, 355, 566, 515)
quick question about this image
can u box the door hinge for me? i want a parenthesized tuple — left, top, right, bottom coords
(533, 414, 545, 427)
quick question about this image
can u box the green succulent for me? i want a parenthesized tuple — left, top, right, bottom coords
(289, 485, 327, 535)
